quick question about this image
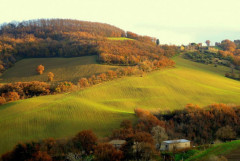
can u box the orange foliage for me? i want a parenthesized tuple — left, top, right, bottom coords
(78, 78, 89, 88)
(218, 50, 234, 58)
(221, 39, 236, 52)
(55, 81, 75, 93)
(36, 65, 44, 75)
(134, 108, 165, 132)
(0, 96, 6, 105)
(2, 92, 20, 102)
(94, 143, 123, 161)
(47, 72, 54, 81)
(30, 151, 52, 161)
(0, 64, 4, 71)
(156, 103, 240, 144)
(72, 130, 97, 154)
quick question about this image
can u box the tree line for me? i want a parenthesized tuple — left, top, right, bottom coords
(0, 56, 175, 105)
(156, 103, 240, 144)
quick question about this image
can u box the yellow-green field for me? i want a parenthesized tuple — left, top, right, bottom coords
(0, 56, 240, 155)
(0, 55, 118, 83)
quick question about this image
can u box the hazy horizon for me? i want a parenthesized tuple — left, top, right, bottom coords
(1, 0, 240, 45)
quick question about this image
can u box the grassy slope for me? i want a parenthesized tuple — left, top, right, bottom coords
(187, 140, 240, 161)
(107, 37, 134, 41)
(0, 56, 240, 155)
(0, 55, 118, 83)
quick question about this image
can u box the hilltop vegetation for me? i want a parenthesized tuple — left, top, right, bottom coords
(0, 56, 240, 155)
(0, 19, 177, 71)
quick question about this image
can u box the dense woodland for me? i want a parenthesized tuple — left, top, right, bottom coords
(156, 103, 240, 144)
(0, 19, 178, 71)
(1, 103, 239, 161)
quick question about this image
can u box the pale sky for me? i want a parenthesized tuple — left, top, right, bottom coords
(0, 0, 240, 45)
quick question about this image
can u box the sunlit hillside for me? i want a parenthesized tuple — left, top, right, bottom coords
(0, 56, 240, 155)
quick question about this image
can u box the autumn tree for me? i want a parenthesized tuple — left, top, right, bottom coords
(134, 108, 165, 132)
(2, 92, 20, 102)
(111, 120, 134, 140)
(31, 151, 52, 161)
(107, 70, 117, 80)
(36, 65, 45, 75)
(94, 143, 123, 161)
(78, 78, 89, 88)
(206, 40, 211, 47)
(0, 96, 6, 105)
(55, 81, 75, 93)
(120, 120, 132, 129)
(0, 64, 5, 72)
(151, 126, 168, 150)
(1, 142, 39, 161)
(221, 39, 236, 52)
(216, 126, 236, 141)
(72, 130, 97, 154)
(47, 72, 54, 81)
(132, 132, 156, 161)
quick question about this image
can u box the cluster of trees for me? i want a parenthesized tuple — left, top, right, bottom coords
(225, 71, 240, 80)
(184, 51, 230, 65)
(98, 40, 178, 65)
(0, 81, 78, 105)
(126, 31, 156, 43)
(2, 103, 239, 160)
(0, 19, 123, 70)
(36, 65, 55, 81)
(0, 19, 178, 72)
(0, 19, 126, 38)
(216, 40, 240, 67)
(0, 81, 51, 104)
(0, 29, 98, 70)
(185, 39, 240, 80)
(215, 40, 240, 79)
(78, 58, 175, 89)
(156, 103, 240, 144)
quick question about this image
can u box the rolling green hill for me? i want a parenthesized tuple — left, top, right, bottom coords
(187, 140, 240, 161)
(0, 56, 240, 155)
(0, 55, 118, 83)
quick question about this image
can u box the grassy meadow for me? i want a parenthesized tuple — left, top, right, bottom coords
(0, 56, 240, 155)
(0, 55, 118, 83)
(187, 140, 240, 161)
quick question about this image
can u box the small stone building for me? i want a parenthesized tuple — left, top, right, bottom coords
(160, 139, 191, 151)
(109, 140, 126, 149)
